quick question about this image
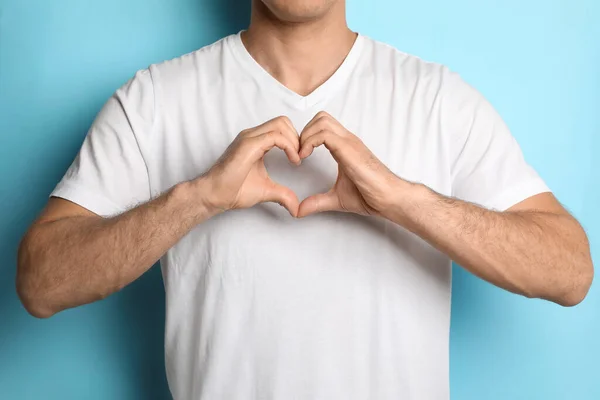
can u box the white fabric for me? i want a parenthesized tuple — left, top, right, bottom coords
(51, 32, 550, 400)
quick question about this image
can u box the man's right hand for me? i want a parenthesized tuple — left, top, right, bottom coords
(200, 116, 302, 217)
(16, 117, 302, 317)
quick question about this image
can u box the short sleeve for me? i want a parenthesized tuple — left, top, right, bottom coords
(51, 69, 155, 217)
(444, 72, 550, 211)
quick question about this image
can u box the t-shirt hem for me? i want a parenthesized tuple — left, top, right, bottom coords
(486, 179, 551, 211)
(50, 180, 125, 217)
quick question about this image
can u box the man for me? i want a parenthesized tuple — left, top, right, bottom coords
(17, 0, 593, 399)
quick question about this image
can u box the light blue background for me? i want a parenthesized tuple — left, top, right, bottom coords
(0, 0, 598, 398)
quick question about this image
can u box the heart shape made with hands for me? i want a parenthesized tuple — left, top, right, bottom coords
(264, 111, 395, 219)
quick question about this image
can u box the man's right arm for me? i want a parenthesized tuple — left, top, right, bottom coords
(17, 116, 301, 318)
(17, 179, 214, 318)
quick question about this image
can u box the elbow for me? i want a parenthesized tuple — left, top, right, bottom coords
(556, 227, 596, 307)
(17, 278, 56, 319)
(17, 285, 57, 319)
(16, 234, 58, 319)
(553, 261, 594, 308)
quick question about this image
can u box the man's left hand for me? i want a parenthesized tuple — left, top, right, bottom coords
(298, 111, 404, 218)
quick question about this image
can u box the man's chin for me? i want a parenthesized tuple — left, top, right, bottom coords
(259, 0, 339, 23)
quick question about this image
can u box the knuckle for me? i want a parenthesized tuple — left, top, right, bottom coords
(277, 115, 292, 125)
(239, 128, 251, 137)
(275, 116, 290, 131)
(314, 118, 334, 133)
(316, 111, 330, 119)
(312, 118, 324, 128)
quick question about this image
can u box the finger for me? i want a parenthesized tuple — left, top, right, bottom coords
(263, 180, 300, 217)
(278, 124, 300, 154)
(301, 111, 332, 135)
(266, 116, 300, 153)
(298, 130, 343, 160)
(245, 116, 291, 135)
(297, 191, 340, 218)
(252, 131, 301, 165)
(278, 116, 298, 141)
(246, 116, 299, 150)
(300, 111, 344, 146)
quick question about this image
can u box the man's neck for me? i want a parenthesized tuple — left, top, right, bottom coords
(242, 1, 356, 96)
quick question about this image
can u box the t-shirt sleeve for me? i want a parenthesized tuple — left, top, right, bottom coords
(444, 71, 550, 211)
(51, 69, 155, 217)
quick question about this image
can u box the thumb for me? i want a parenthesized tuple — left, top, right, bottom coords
(263, 181, 300, 217)
(298, 191, 340, 218)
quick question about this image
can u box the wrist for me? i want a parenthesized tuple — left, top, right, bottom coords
(170, 177, 223, 224)
(381, 178, 430, 225)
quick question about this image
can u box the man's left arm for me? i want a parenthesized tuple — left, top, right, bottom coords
(297, 111, 594, 307)
(384, 182, 593, 307)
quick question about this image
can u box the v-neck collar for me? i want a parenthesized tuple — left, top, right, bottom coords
(229, 31, 365, 111)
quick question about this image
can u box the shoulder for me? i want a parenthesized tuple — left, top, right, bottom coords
(118, 36, 229, 95)
(361, 36, 446, 87)
(114, 36, 233, 124)
(148, 36, 231, 87)
(361, 35, 482, 106)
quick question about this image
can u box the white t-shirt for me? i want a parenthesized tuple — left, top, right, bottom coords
(52, 32, 550, 400)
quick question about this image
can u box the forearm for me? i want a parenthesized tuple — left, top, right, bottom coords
(17, 179, 215, 317)
(384, 181, 593, 306)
